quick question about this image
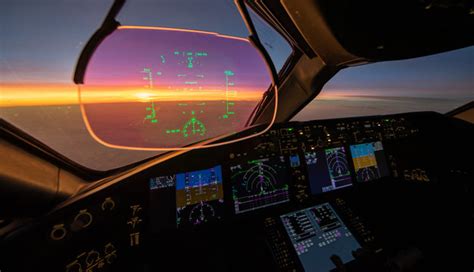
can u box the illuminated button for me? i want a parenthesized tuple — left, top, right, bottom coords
(50, 224, 67, 240)
(101, 197, 115, 211)
(71, 209, 93, 231)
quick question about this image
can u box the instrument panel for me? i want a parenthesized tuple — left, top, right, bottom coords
(148, 113, 419, 231)
(2, 111, 472, 272)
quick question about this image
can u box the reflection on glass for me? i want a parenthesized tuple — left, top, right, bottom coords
(81, 26, 271, 149)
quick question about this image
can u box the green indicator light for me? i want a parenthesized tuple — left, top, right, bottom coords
(223, 115, 228, 119)
(248, 159, 261, 164)
(151, 120, 157, 123)
(288, 128, 293, 131)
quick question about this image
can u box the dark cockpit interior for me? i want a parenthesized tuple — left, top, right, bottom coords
(2, 110, 473, 271)
(1, 0, 473, 271)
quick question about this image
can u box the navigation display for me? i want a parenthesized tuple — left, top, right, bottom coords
(281, 203, 361, 272)
(350, 141, 390, 182)
(175, 165, 224, 227)
(305, 147, 353, 195)
(230, 156, 290, 214)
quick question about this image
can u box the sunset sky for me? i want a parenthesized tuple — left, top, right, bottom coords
(0, 0, 472, 169)
(1, 0, 473, 107)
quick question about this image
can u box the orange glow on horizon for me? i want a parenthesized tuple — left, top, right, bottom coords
(1, 84, 78, 107)
(0, 83, 371, 108)
(79, 85, 264, 103)
(118, 25, 249, 43)
(0, 83, 264, 107)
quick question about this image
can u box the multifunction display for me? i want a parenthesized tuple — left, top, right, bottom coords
(175, 165, 224, 227)
(305, 147, 353, 195)
(350, 141, 390, 182)
(280, 203, 360, 272)
(230, 156, 291, 214)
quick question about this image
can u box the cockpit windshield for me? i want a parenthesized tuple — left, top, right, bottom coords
(0, 0, 292, 170)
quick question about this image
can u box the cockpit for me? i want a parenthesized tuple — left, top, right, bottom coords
(1, 0, 473, 271)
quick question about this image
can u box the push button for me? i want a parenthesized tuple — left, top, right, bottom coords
(50, 223, 67, 241)
(71, 209, 93, 231)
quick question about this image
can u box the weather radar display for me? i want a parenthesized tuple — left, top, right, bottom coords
(350, 141, 390, 182)
(175, 165, 224, 227)
(230, 157, 290, 214)
(305, 147, 353, 195)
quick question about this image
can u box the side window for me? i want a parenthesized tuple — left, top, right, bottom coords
(292, 46, 474, 121)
